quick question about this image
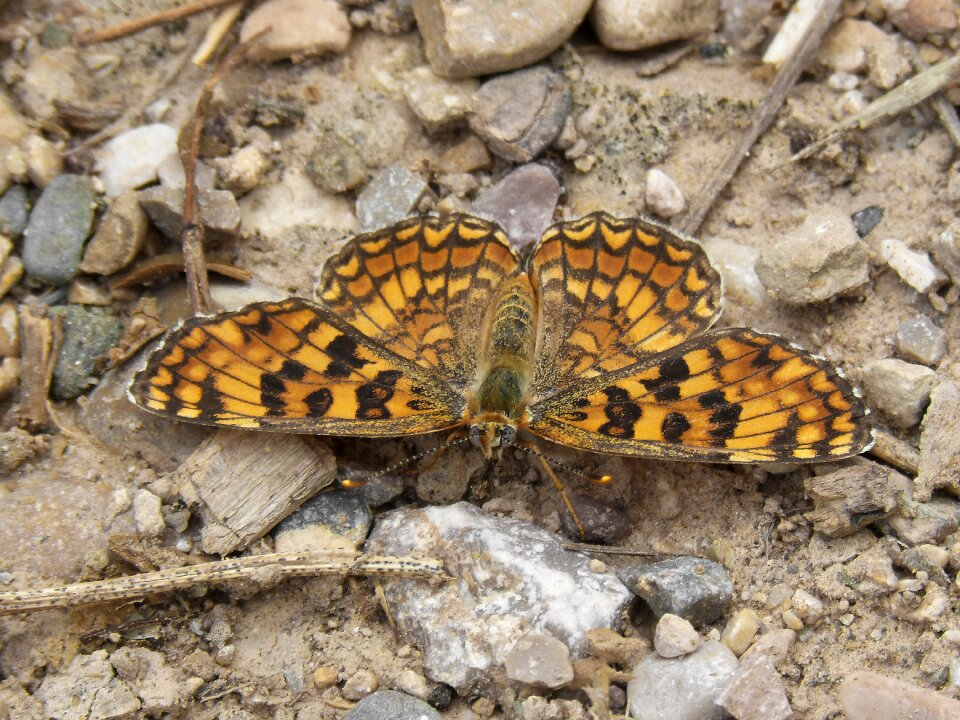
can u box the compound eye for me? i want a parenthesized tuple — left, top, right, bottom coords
(499, 425, 517, 446)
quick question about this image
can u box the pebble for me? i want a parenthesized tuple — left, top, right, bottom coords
(702, 237, 767, 307)
(342, 669, 379, 700)
(240, 0, 351, 62)
(214, 145, 269, 196)
(438, 135, 493, 175)
(273, 488, 372, 553)
(781, 609, 804, 631)
(645, 168, 686, 219)
(157, 155, 217, 192)
(742, 629, 796, 663)
(627, 640, 738, 720)
(591, 0, 721, 52)
(895, 315, 946, 366)
(654, 613, 701, 658)
(22, 174, 96, 285)
(395, 669, 431, 699)
(313, 665, 339, 690)
(0, 256, 23, 298)
(356, 164, 432, 232)
(467, 66, 571, 163)
(620, 556, 734, 625)
(558, 493, 632, 543)
(790, 589, 824, 626)
(0, 184, 30, 237)
(718, 653, 793, 720)
(306, 132, 367, 194)
(888, 0, 957, 38)
(851, 205, 884, 238)
(0, 90, 30, 145)
(917, 375, 960, 500)
(364, 502, 632, 696)
(469, 163, 561, 250)
(138, 186, 241, 243)
(95, 124, 178, 197)
(932, 222, 960, 285)
(79, 192, 148, 275)
(412, 0, 592, 78)
(49, 305, 124, 399)
(755, 209, 870, 303)
(888, 497, 960, 546)
(840, 669, 960, 719)
(504, 632, 575, 689)
(721, 608, 759, 657)
(0, 357, 19, 400)
(805, 461, 912, 537)
(133, 488, 165, 538)
(0, 302, 18, 357)
(817, 18, 909, 90)
(16, 48, 87, 123)
(403, 67, 477, 134)
(22, 134, 62, 188)
(862, 358, 936, 428)
(67, 277, 112, 305)
(880, 238, 948, 294)
(342, 690, 441, 720)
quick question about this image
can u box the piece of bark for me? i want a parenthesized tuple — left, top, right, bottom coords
(174, 430, 336, 555)
(805, 459, 912, 537)
(16, 306, 54, 431)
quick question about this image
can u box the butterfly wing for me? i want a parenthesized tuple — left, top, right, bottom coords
(129, 299, 463, 436)
(529, 212, 722, 400)
(527, 328, 872, 463)
(316, 214, 521, 391)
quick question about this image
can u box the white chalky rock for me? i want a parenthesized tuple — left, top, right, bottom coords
(96, 124, 178, 197)
(645, 168, 685, 219)
(880, 238, 948, 293)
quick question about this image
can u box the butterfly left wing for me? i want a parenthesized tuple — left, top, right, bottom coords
(129, 298, 464, 436)
(526, 328, 872, 463)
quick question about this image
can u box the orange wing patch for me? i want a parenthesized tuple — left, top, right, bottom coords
(530, 212, 722, 399)
(527, 328, 871, 463)
(316, 214, 520, 389)
(130, 299, 463, 436)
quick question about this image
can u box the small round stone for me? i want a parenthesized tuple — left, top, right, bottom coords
(721, 608, 759, 657)
(343, 690, 441, 720)
(342, 669, 379, 700)
(790, 589, 824, 625)
(645, 168, 685, 219)
(504, 632, 574, 689)
(654, 613, 701, 658)
(313, 665, 339, 690)
(782, 610, 804, 631)
(395, 669, 430, 700)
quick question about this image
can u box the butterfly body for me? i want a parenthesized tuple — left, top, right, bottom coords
(130, 212, 872, 467)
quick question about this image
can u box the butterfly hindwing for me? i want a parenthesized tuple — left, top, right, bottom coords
(527, 328, 872, 463)
(530, 212, 722, 400)
(130, 299, 463, 436)
(316, 214, 521, 390)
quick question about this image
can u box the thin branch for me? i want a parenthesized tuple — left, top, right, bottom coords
(0, 551, 448, 616)
(678, 0, 843, 235)
(76, 0, 248, 46)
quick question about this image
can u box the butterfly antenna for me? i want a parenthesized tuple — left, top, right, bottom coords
(340, 435, 473, 489)
(512, 442, 612, 485)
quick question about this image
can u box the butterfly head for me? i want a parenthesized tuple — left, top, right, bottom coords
(469, 420, 517, 461)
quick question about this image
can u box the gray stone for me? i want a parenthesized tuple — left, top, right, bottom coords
(917, 374, 960, 500)
(755, 209, 870, 303)
(338, 461, 404, 507)
(80, 191, 148, 275)
(22, 174, 96, 285)
(95, 124, 178, 197)
(468, 66, 570, 163)
(305, 133, 368, 194)
(343, 690, 441, 720)
(862, 358, 936, 428)
(839, 670, 960, 720)
(933, 222, 960, 285)
(412, 0, 593, 79)
(504, 632, 574, 689)
(49, 305, 123, 399)
(887, 497, 960, 546)
(470, 164, 561, 250)
(895, 315, 947, 366)
(403, 67, 476, 133)
(851, 205, 884, 238)
(718, 653, 793, 720)
(138, 186, 240, 243)
(0, 184, 29, 237)
(627, 640, 737, 720)
(356, 164, 432, 232)
(558, 493, 632, 544)
(273, 488, 372, 552)
(364, 502, 632, 697)
(619, 556, 733, 624)
(592, 0, 721, 52)
(654, 613, 701, 658)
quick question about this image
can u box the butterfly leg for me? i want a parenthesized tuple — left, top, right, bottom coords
(515, 439, 587, 539)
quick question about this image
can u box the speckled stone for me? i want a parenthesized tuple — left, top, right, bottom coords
(273, 488, 372, 552)
(620, 556, 733, 624)
(355, 164, 432, 231)
(0, 184, 30, 238)
(343, 690, 441, 720)
(895, 315, 947, 367)
(49, 305, 123, 399)
(22, 174, 96, 285)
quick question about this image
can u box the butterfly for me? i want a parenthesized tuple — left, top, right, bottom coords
(129, 212, 872, 489)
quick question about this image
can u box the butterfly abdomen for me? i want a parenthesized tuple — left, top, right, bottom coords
(474, 276, 537, 417)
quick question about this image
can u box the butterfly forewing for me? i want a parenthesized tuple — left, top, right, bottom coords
(129, 299, 463, 436)
(527, 328, 872, 463)
(530, 212, 722, 400)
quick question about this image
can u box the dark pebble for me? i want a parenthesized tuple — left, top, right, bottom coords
(560, 493, 632, 544)
(342, 690, 441, 720)
(0, 185, 30, 238)
(50, 305, 124, 400)
(274, 488, 372, 548)
(426, 683, 453, 710)
(851, 206, 884, 238)
(618, 556, 733, 625)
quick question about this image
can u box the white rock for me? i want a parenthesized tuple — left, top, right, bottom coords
(592, 0, 720, 52)
(96, 124, 178, 197)
(627, 640, 738, 720)
(703, 237, 767, 307)
(764, 0, 825, 64)
(645, 168, 685, 219)
(654, 613, 701, 658)
(133, 489, 165, 538)
(880, 238, 948, 293)
(790, 589, 825, 624)
(862, 358, 936, 428)
(240, 0, 351, 62)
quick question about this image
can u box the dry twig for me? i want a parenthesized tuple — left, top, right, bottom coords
(678, 0, 843, 235)
(192, 2, 247, 65)
(16, 306, 54, 431)
(76, 0, 248, 46)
